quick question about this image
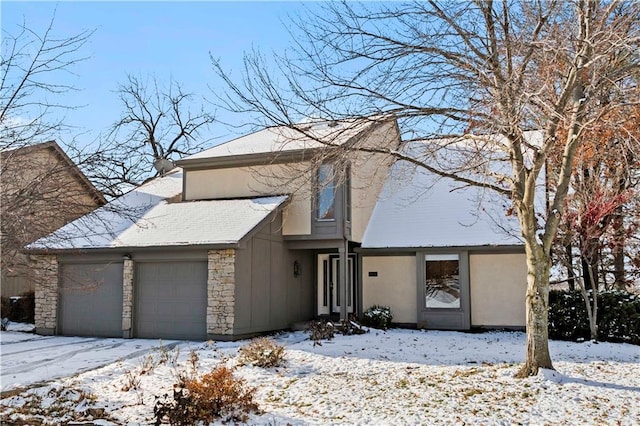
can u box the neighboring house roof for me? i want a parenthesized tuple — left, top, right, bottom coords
(177, 116, 391, 168)
(362, 150, 525, 249)
(28, 168, 288, 250)
(1, 141, 106, 206)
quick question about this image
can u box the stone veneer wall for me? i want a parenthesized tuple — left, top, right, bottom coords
(207, 249, 236, 336)
(121, 258, 134, 338)
(31, 254, 59, 335)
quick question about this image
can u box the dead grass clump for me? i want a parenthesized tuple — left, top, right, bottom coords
(238, 337, 286, 368)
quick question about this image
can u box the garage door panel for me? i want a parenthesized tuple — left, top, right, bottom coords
(135, 261, 207, 340)
(59, 263, 123, 337)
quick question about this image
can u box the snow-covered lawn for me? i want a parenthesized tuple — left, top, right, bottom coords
(1, 324, 639, 425)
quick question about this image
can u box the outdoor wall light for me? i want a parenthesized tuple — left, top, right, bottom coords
(293, 260, 301, 277)
(123, 253, 132, 260)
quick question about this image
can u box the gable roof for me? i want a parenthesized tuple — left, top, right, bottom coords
(28, 168, 288, 251)
(177, 117, 390, 169)
(1, 141, 106, 206)
(362, 150, 525, 250)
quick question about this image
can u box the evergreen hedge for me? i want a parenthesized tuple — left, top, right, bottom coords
(361, 305, 393, 330)
(548, 290, 640, 345)
(0, 291, 35, 324)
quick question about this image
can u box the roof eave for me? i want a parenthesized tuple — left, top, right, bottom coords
(23, 241, 242, 255)
(357, 244, 525, 254)
(176, 147, 323, 170)
(177, 117, 395, 170)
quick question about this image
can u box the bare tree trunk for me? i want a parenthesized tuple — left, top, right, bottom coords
(516, 244, 554, 378)
(581, 253, 600, 291)
(565, 243, 576, 291)
(578, 271, 599, 342)
(613, 249, 626, 291)
(612, 205, 626, 291)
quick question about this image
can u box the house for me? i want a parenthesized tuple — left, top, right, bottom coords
(1, 141, 106, 297)
(27, 117, 527, 340)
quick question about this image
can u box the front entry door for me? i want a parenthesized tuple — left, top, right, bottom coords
(317, 253, 357, 316)
(330, 255, 355, 314)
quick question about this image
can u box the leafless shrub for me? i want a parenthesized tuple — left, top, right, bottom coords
(238, 337, 286, 368)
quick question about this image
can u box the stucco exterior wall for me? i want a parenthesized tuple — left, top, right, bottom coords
(184, 164, 311, 235)
(469, 252, 527, 327)
(350, 121, 399, 242)
(362, 255, 417, 324)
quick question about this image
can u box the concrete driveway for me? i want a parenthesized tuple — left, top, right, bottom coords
(1, 326, 177, 393)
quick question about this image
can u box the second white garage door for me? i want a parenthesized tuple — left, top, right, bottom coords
(134, 261, 208, 340)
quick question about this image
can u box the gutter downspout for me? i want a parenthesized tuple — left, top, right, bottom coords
(339, 163, 350, 321)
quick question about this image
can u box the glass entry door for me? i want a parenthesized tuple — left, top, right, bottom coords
(330, 256, 355, 314)
(317, 253, 357, 317)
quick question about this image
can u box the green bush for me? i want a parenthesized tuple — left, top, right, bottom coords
(361, 305, 393, 330)
(548, 290, 640, 345)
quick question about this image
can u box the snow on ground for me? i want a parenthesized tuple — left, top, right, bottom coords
(1, 327, 639, 425)
(1, 324, 179, 393)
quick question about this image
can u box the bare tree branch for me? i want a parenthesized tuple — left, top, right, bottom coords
(0, 13, 93, 150)
(211, 0, 640, 377)
(94, 74, 216, 197)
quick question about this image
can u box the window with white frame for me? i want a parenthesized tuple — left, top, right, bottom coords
(316, 163, 335, 220)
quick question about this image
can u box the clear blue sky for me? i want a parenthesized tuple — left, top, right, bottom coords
(1, 1, 316, 147)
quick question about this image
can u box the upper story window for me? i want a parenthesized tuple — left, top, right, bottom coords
(317, 163, 335, 220)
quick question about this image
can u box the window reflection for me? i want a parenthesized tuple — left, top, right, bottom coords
(317, 164, 335, 220)
(425, 255, 460, 308)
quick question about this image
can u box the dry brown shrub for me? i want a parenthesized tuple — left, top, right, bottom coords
(154, 365, 258, 425)
(237, 337, 286, 368)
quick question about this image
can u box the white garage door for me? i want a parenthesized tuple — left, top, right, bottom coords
(134, 261, 208, 340)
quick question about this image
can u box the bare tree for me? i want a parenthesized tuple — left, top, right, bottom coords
(1, 142, 107, 293)
(0, 15, 93, 150)
(213, 1, 640, 376)
(89, 75, 215, 197)
(0, 15, 105, 295)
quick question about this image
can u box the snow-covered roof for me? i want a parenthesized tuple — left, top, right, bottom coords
(361, 159, 524, 249)
(182, 118, 379, 161)
(28, 168, 288, 250)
